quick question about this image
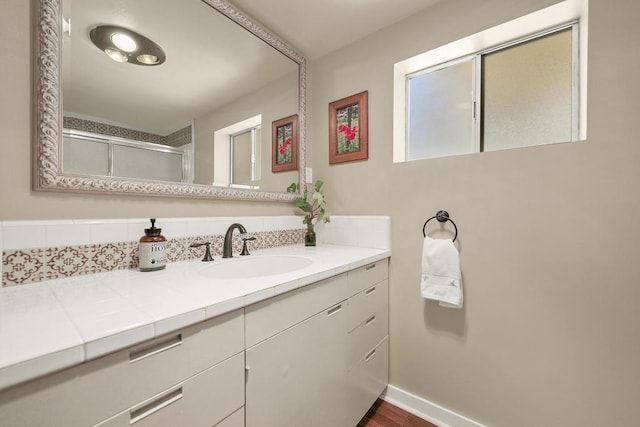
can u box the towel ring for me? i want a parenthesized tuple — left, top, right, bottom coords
(422, 210, 458, 242)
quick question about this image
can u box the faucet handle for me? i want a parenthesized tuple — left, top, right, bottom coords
(189, 242, 214, 262)
(240, 236, 256, 256)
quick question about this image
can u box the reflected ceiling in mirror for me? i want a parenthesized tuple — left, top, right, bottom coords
(34, 0, 306, 201)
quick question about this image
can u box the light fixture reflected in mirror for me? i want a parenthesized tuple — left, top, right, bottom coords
(90, 25, 166, 66)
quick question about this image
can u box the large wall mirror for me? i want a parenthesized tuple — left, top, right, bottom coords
(34, 0, 306, 201)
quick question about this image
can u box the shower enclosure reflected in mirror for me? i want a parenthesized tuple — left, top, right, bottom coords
(34, 0, 306, 201)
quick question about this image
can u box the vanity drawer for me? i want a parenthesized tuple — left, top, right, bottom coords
(348, 259, 388, 295)
(245, 273, 350, 347)
(347, 336, 389, 427)
(95, 352, 245, 427)
(0, 309, 244, 427)
(348, 279, 388, 332)
(348, 304, 388, 368)
(118, 308, 244, 408)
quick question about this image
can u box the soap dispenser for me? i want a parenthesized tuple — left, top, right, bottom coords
(138, 218, 167, 271)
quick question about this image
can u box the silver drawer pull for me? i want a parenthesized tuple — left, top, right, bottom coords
(130, 387, 183, 424)
(365, 286, 376, 296)
(327, 304, 343, 316)
(365, 349, 376, 361)
(366, 315, 376, 326)
(365, 263, 376, 271)
(130, 334, 182, 363)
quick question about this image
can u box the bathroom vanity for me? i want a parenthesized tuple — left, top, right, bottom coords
(0, 245, 389, 426)
(245, 258, 388, 427)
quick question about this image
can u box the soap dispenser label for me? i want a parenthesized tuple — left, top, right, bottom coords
(139, 242, 167, 271)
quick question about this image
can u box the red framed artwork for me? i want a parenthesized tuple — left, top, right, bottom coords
(271, 114, 298, 173)
(329, 91, 368, 164)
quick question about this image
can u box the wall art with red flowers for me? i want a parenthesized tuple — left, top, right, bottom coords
(272, 114, 298, 173)
(329, 90, 368, 164)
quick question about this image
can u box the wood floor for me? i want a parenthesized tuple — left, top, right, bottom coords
(357, 399, 437, 427)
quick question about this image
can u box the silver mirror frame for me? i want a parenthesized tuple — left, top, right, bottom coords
(34, 0, 306, 201)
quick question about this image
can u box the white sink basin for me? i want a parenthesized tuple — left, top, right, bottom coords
(199, 255, 313, 279)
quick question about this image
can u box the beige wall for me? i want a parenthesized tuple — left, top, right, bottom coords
(310, 0, 640, 425)
(0, 0, 292, 221)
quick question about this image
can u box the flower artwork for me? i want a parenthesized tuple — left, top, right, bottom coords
(329, 91, 368, 164)
(277, 129, 293, 164)
(272, 115, 298, 173)
(337, 117, 359, 154)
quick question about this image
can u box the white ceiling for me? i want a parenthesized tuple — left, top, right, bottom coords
(64, 0, 298, 134)
(231, 0, 442, 59)
(63, 0, 442, 134)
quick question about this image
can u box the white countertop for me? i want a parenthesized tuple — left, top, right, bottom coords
(0, 244, 390, 391)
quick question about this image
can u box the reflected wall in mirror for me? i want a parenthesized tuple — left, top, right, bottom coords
(34, 0, 306, 201)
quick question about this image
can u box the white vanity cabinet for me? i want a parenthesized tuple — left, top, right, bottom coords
(346, 266, 390, 426)
(0, 309, 245, 427)
(0, 255, 389, 427)
(245, 300, 350, 426)
(245, 259, 389, 427)
(347, 262, 390, 426)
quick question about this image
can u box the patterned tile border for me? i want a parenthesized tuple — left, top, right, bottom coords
(2, 229, 305, 287)
(166, 126, 192, 147)
(63, 117, 192, 147)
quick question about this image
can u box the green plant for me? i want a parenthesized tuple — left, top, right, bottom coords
(287, 180, 330, 226)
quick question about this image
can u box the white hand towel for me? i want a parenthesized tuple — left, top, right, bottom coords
(420, 237, 463, 309)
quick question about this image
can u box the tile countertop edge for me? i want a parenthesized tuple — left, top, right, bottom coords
(0, 345, 85, 391)
(0, 245, 390, 392)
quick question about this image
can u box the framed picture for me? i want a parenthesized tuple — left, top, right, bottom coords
(271, 114, 298, 173)
(329, 90, 368, 164)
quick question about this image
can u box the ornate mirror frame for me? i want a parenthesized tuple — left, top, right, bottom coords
(34, 0, 306, 201)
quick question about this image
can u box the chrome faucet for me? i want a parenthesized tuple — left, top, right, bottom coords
(222, 223, 247, 258)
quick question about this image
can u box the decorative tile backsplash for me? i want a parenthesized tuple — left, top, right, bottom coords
(2, 229, 304, 287)
(1, 215, 391, 287)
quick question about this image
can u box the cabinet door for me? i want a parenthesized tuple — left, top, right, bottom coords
(245, 273, 349, 348)
(246, 302, 349, 427)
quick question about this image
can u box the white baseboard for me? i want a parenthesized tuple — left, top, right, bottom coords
(381, 385, 486, 427)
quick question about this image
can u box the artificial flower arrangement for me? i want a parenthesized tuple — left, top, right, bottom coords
(287, 180, 330, 246)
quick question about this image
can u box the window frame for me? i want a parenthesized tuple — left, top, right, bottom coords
(405, 55, 479, 160)
(230, 125, 261, 183)
(393, 0, 588, 162)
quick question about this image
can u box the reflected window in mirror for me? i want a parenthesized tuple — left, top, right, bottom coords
(231, 125, 262, 189)
(213, 115, 262, 189)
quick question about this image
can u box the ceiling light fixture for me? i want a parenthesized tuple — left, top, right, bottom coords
(90, 25, 166, 66)
(104, 48, 128, 63)
(111, 32, 137, 53)
(137, 54, 159, 65)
